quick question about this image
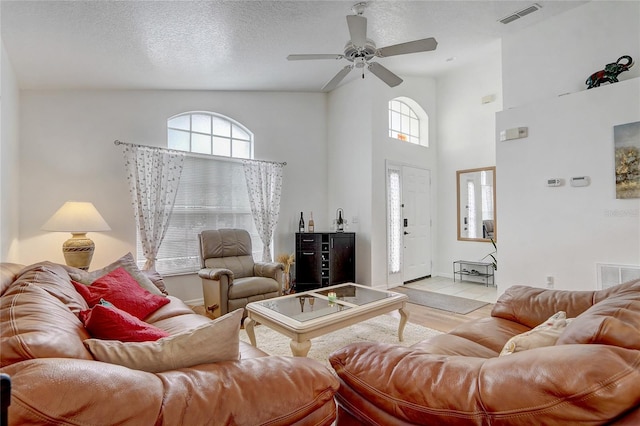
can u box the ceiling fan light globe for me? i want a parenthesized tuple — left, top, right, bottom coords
(351, 2, 368, 16)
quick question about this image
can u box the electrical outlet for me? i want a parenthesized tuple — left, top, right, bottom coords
(546, 276, 554, 289)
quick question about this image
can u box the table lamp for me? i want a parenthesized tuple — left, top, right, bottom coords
(42, 201, 111, 270)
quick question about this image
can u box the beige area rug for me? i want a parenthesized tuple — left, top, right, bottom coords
(239, 314, 441, 369)
(391, 286, 489, 315)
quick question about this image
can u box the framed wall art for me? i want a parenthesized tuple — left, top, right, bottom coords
(614, 121, 640, 199)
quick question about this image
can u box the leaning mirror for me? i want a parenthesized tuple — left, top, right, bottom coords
(457, 166, 496, 242)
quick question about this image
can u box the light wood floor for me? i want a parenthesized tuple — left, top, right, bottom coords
(389, 301, 493, 333)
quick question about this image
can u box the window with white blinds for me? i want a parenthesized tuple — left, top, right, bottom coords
(137, 112, 263, 275)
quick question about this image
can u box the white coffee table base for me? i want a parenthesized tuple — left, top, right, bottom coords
(245, 289, 409, 358)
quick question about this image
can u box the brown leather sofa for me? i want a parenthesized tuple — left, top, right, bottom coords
(0, 261, 338, 425)
(330, 279, 640, 425)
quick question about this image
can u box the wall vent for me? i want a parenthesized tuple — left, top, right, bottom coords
(498, 3, 542, 24)
(597, 263, 640, 290)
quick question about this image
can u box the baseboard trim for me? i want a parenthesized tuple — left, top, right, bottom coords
(184, 297, 204, 306)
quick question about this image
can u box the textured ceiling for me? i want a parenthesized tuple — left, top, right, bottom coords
(1, 0, 587, 92)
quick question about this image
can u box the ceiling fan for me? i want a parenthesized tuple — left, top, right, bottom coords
(287, 2, 438, 91)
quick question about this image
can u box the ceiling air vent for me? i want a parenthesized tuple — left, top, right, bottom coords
(498, 3, 542, 24)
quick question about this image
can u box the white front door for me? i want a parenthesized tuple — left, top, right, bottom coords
(402, 166, 431, 282)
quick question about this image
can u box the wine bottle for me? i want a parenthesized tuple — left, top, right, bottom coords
(298, 212, 305, 233)
(337, 210, 344, 232)
(308, 212, 315, 232)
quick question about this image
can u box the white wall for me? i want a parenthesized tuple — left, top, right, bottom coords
(18, 90, 327, 301)
(435, 41, 503, 280)
(496, 0, 640, 294)
(327, 78, 373, 286)
(497, 78, 640, 292)
(502, 1, 640, 109)
(0, 40, 20, 262)
(327, 74, 436, 288)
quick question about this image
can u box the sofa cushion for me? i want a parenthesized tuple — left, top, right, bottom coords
(491, 285, 595, 328)
(1, 282, 93, 367)
(80, 303, 170, 342)
(556, 289, 640, 349)
(141, 268, 169, 295)
(72, 267, 170, 320)
(229, 276, 281, 299)
(1, 263, 24, 296)
(200, 229, 255, 278)
(448, 316, 530, 353)
(411, 333, 499, 358)
(84, 308, 243, 373)
(67, 252, 164, 296)
(11, 262, 89, 314)
(500, 311, 572, 356)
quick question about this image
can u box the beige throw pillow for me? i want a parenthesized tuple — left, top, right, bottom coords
(499, 311, 573, 356)
(68, 252, 164, 296)
(84, 309, 243, 372)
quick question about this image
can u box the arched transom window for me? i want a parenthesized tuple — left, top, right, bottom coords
(388, 97, 428, 147)
(167, 112, 253, 159)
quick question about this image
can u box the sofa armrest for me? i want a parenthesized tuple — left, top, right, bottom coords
(490, 285, 597, 328)
(198, 267, 234, 281)
(199, 268, 234, 317)
(330, 342, 640, 425)
(254, 262, 285, 281)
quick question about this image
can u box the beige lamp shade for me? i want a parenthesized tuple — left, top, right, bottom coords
(42, 201, 111, 270)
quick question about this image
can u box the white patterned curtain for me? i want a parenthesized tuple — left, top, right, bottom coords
(242, 160, 284, 262)
(120, 142, 185, 270)
(387, 168, 401, 274)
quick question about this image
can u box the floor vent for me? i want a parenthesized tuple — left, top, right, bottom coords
(597, 263, 640, 290)
(498, 3, 542, 24)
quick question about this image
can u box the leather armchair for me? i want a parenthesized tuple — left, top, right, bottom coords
(198, 229, 284, 318)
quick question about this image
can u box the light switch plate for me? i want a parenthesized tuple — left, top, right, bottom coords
(570, 176, 590, 187)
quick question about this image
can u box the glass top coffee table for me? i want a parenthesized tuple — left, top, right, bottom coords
(244, 283, 409, 357)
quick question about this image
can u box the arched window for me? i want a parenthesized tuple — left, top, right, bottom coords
(388, 97, 428, 147)
(167, 112, 253, 159)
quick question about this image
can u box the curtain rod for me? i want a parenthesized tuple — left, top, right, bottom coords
(113, 140, 287, 166)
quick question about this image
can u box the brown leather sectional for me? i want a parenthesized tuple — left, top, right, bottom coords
(330, 279, 640, 425)
(0, 261, 338, 425)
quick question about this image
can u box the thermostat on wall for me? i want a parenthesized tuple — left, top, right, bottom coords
(547, 178, 562, 187)
(499, 127, 528, 141)
(570, 176, 590, 187)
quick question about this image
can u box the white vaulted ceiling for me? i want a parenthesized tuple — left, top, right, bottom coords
(1, 0, 587, 92)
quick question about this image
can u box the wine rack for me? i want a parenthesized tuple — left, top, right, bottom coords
(295, 232, 355, 291)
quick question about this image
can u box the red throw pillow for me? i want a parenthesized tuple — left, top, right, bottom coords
(72, 267, 170, 319)
(80, 304, 170, 342)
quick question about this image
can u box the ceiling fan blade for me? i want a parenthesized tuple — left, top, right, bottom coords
(368, 62, 403, 87)
(346, 15, 367, 47)
(322, 65, 353, 91)
(287, 54, 344, 61)
(377, 37, 438, 57)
